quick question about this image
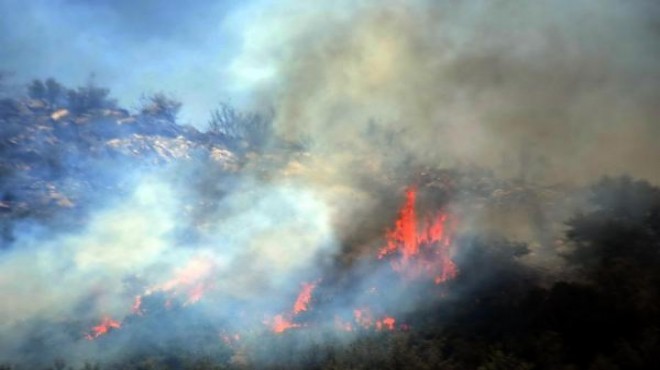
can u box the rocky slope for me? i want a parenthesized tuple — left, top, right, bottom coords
(0, 96, 238, 244)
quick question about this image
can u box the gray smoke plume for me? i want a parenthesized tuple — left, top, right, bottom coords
(1, 0, 659, 367)
(230, 0, 660, 184)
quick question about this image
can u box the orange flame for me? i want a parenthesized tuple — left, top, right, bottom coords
(378, 186, 457, 284)
(353, 308, 396, 331)
(85, 316, 121, 340)
(376, 316, 396, 331)
(267, 314, 300, 334)
(266, 280, 319, 333)
(293, 282, 316, 314)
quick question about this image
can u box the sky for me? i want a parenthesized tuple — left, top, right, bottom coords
(0, 0, 246, 126)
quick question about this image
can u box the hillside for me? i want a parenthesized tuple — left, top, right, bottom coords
(0, 81, 659, 370)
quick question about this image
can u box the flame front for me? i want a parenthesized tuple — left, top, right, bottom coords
(85, 186, 457, 340)
(86, 257, 215, 339)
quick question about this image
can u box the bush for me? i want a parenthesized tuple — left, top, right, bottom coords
(45, 78, 65, 106)
(27, 79, 46, 100)
(208, 103, 273, 149)
(66, 81, 116, 114)
(140, 93, 182, 122)
(27, 78, 65, 107)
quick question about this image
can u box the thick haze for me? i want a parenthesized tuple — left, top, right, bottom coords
(233, 0, 660, 184)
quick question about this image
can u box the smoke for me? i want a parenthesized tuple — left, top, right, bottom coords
(3, 0, 657, 175)
(0, 169, 339, 364)
(230, 0, 660, 184)
(2, 0, 659, 366)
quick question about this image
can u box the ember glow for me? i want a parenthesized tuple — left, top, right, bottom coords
(379, 187, 457, 284)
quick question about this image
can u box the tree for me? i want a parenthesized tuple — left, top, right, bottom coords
(66, 79, 116, 114)
(0, 71, 14, 97)
(27, 79, 46, 100)
(208, 102, 274, 150)
(566, 175, 660, 271)
(45, 78, 64, 106)
(554, 175, 660, 368)
(27, 78, 65, 106)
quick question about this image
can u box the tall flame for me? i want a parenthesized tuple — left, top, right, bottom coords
(293, 282, 316, 314)
(378, 187, 457, 284)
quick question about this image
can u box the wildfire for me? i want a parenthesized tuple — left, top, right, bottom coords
(376, 316, 396, 331)
(353, 308, 397, 331)
(84, 186, 457, 341)
(266, 280, 318, 333)
(86, 257, 215, 340)
(293, 282, 316, 314)
(379, 187, 419, 260)
(378, 186, 457, 284)
(267, 314, 300, 334)
(85, 316, 121, 340)
(154, 257, 215, 305)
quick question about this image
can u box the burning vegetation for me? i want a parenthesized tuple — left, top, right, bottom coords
(1, 76, 659, 369)
(1, 1, 660, 370)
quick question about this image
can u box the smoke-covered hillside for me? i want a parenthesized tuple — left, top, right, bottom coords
(1, 1, 660, 369)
